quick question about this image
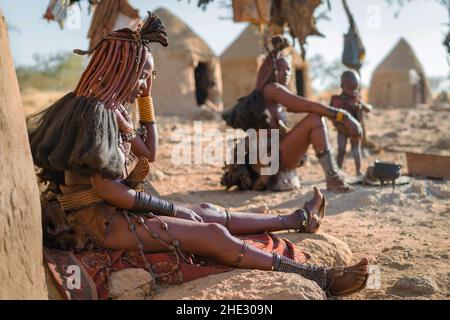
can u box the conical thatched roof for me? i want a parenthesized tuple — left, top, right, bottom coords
(369, 38, 431, 108)
(373, 38, 426, 75)
(153, 8, 214, 60)
(221, 25, 265, 63)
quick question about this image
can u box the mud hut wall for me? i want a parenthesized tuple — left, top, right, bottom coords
(151, 50, 198, 116)
(0, 9, 47, 299)
(221, 59, 259, 109)
(369, 71, 416, 109)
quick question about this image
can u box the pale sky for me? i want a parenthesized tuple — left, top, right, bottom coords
(1, 0, 449, 86)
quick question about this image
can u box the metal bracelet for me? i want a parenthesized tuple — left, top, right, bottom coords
(132, 191, 177, 216)
(224, 210, 232, 229)
(233, 242, 249, 268)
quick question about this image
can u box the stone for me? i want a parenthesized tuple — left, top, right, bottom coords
(388, 276, 439, 297)
(282, 233, 353, 266)
(154, 270, 326, 300)
(0, 8, 47, 299)
(108, 269, 156, 300)
(109, 233, 352, 300)
(427, 182, 450, 200)
(405, 180, 428, 198)
(377, 245, 414, 270)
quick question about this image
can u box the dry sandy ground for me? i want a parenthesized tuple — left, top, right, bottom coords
(23, 91, 450, 300)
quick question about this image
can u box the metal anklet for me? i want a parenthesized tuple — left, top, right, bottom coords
(224, 209, 232, 229)
(271, 253, 328, 290)
(233, 242, 249, 268)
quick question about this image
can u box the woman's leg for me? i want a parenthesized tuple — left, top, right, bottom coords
(102, 214, 273, 269)
(279, 113, 352, 192)
(101, 212, 369, 295)
(186, 187, 324, 235)
(279, 113, 329, 169)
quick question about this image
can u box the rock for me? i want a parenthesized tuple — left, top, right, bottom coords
(388, 276, 439, 297)
(282, 233, 353, 266)
(405, 181, 428, 198)
(108, 269, 155, 300)
(154, 270, 325, 300)
(109, 233, 350, 300)
(379, 192, 406, 206)
(427, 183, 450, 200)
(434, 138, 450, 150)
(0, 9, 47, 299)
(378, 246, 414, 270)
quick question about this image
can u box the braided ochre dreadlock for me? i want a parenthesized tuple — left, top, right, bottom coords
(74, 11, 168, 110)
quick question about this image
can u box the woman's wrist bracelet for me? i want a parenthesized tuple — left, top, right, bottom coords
(327, 107, 346, 122)
(132, 191, 177, 216)
(336, 111, 345, 122)
(122, 125, 147, 142)
(137, 96, 156, 123)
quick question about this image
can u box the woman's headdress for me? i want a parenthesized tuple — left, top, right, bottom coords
(73, 11, 168, 109)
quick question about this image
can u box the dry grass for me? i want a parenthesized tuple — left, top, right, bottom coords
(21, 88, 68, 116)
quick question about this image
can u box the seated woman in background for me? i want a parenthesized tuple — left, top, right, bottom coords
(222, 36, 362, 193)
(29, 12, 368, 298)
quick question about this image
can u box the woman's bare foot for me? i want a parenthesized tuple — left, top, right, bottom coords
(284, 186, 325, 233)
(304, 186, 324, 217)
(326, 258, 369, 297)
(327, 176, 354, 193)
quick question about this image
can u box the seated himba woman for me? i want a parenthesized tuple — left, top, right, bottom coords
(29, 12, 368, 297)
(223, 36, 363, 193)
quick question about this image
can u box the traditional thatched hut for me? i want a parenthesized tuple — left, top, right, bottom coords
(150, 8, 223, 116)
(220, 25, 312, 110)
(369, 38, 431, 109)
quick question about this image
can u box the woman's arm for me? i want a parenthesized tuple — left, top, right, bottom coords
(263, 83, 338, 118)
(115, 109, 158, 163)
(89, 174, 203, 222)
(90, 174, 137, 209)
(263, 83, 363, 138)
(130, 123, 158, 162)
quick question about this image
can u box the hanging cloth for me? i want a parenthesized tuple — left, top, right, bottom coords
(43, 0, 73, 29)
(341, 0, 366, 71)
(232, 0, 272, 25)
(270, 0, 324, 60)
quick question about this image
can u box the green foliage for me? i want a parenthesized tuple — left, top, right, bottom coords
(16, 52, 85, 92)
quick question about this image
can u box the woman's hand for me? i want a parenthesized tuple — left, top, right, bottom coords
(141, 73, 153, 97)
(174, 206, 204, 223)
(342, 112, 363, 139)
